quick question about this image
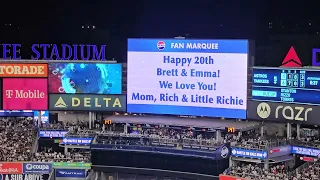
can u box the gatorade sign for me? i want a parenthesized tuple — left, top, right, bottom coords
(0, 64, 48, 77)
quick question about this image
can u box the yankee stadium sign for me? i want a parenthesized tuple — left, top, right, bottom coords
(0, 43, 107, 60)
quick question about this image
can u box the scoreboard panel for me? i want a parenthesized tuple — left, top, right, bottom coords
(252, 67, 320, 105)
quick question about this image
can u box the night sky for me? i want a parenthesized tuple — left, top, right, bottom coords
(1, 0, 319, 62)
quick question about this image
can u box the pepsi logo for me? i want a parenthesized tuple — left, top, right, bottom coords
(157, 41, 165, 50)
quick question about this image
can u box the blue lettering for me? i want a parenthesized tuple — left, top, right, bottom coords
(2, 44, 11, 59)
(190, 69, 220, 78)
(191, 95, 214, 103)
(31, 44, 41, 60)
(12, 44, 21, 59)
(50, 44, 61, 60)
(160, 93, 179, 102)
(73, 44, 78, 60)
(80, 44, 90, 60)
(197, 82, 215, 91)
(216, 96, 244, 105)
(159, 81, 173, 89)
(92, 45, 106, 60)
(40, 44, 50, 60)
(61, 44, 72, 60)
(176, 82, 195, 90)
(163, 56, 192, 66)
(157, 68, 178, 76)
(132, 93, 155, 101)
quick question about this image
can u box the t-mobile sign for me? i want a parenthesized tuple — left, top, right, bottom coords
(3, 78, 48, 110)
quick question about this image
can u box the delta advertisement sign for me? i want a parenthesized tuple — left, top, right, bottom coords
(276, 46, 320, 67)
(2, 78, 48, 110)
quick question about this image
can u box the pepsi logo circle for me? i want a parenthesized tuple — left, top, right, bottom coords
(157, 41, 165, 50)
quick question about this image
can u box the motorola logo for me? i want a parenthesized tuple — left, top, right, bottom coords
(257, 102, 271, 119)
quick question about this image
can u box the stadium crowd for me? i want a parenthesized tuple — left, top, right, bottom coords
(4, 117, 320, 179)
(224, 163, 290, 180)
(0, 118, 91, 162)
(33, 147, 90, 162)
(0, 118, 36, 161)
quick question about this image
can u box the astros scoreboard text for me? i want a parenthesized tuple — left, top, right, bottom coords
(252, 67, 320, 105)
(127, 39, 248, 119)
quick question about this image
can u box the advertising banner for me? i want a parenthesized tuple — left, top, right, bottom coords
(0, 110, 33, 117)
(61, 137, 92, 145)
(247, 101, 320, 125)
(39, 130, 68, 138)
(0, 64, 48, 77)
(219, 175, 246, 180)
(268, 145, 292, 158)
(292, 146, 320, 157)
(52, 162, 91, 169)
(22, 162, 52, 174)
(231, 148, 268, 159)
(55, 169, 86, 178)
(0, 162, 23, 174)
(312, 48, 320, 66)
(127, 39, 248, 119)
(49, 94, 126, 111)
(2, 78, 48, 110)
(48, 63, 122, 94)
(0, 174, 49, 180)
(34, 111, 49, 124)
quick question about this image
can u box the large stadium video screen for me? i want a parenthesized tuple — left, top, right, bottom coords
(127, 39, 248, 119)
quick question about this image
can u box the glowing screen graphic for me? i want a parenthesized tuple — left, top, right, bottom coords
(48, 63, 122, 94)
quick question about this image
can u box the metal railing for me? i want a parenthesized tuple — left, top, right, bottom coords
(233, 139, 292, 150)
(288, 161, 313, 178)
(92, 165, 219, 180)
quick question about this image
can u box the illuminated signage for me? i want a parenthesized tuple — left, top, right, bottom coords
(49, 94, 126, 111)
(127, 39, 248, 118)
(3, 78, 48, 110)
(39, 130, 68, 138)
(52, 162, 91, 169)
(225, 127, 236, 133)
(247, 101, 320, 125)
(0, 44, 106, 60)
(0, 64, 48, 77)
(231, 148, 268, 159)
(48, 63, 122, 94)
(292, 146, 320, 157)
(104, 119, 112, 125)
(281, 46, 303, 67)
(61, 137, 92, 145)
(252, 67, 320, 105)
(312, 48, 320, 66)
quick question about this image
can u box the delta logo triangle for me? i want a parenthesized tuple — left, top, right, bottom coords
(280, 46, 303, 67)
(54, 97, 67, 108)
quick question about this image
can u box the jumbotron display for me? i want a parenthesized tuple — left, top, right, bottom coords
(48, 63, 122, 94)
(252, 67, 320, 105)
(127, 39, 248, 118)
